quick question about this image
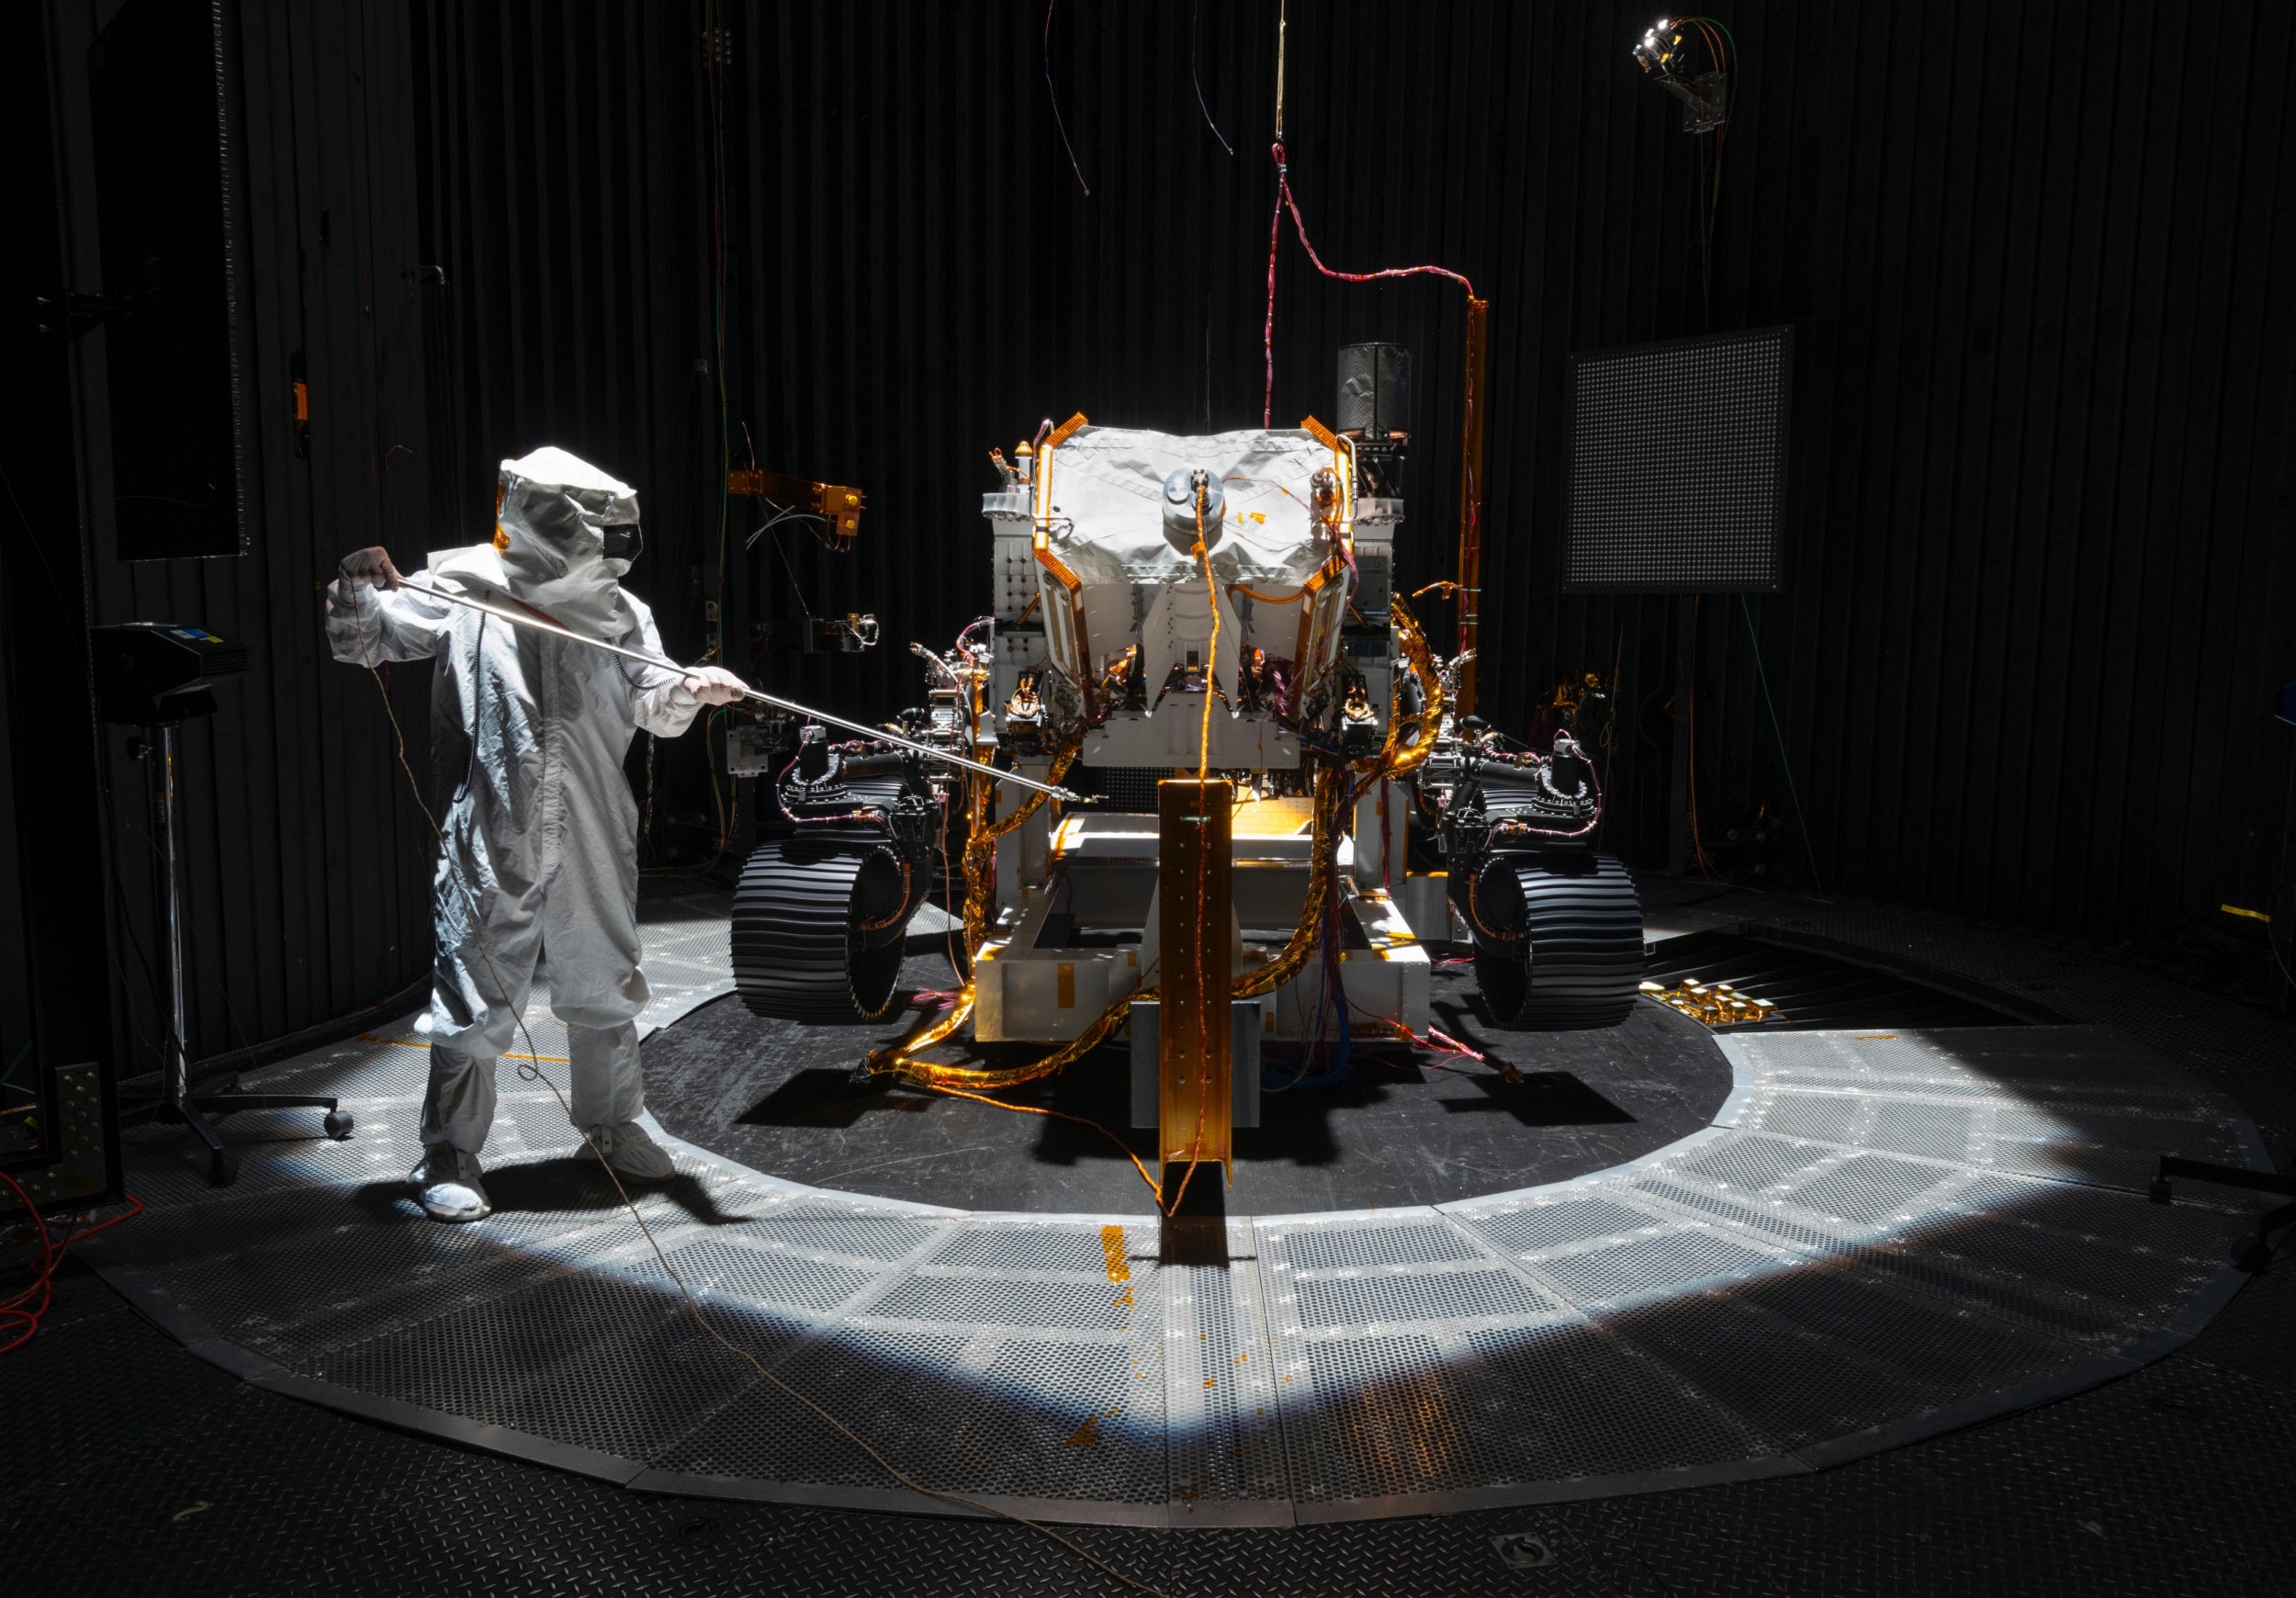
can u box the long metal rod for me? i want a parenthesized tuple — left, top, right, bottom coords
(394, 581, 1082, 801)
(152, 722, 189, 1104)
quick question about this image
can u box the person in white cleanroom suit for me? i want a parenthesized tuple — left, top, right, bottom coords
(325, 445, 745, 1222)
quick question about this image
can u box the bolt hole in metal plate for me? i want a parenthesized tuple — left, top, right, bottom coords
(1491, 1531, 1555, 1569)
(76, 898, 2275, 1525)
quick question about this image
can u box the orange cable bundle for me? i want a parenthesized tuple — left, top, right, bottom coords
(868, 560, 1447, 1131)
(1166, 486, 1221, 1213)
(1195, 489, 1219, 783)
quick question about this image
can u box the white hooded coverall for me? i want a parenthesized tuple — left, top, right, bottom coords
(326, 448, 704, 1154)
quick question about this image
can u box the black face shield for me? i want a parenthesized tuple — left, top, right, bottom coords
(602, 522, 644, 564)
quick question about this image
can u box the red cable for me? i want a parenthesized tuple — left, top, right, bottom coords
(0, 1168, 142, 1354)
(1262, 164, 1285, 426)
(0, 1172, 51, 1345)
(1274, 144, 1476, 295)
(1348, 998, 1491, 1064)
(1424, 1027, 1487, 1062)
(1261, 141, 1477, 425)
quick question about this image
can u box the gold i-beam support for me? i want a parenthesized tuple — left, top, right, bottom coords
(1158, 778, 1234, 1183)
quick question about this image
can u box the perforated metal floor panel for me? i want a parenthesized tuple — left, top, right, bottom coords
(84, 896, 2276, 1525)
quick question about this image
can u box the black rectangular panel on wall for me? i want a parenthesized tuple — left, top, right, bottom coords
(1564, 326, 1791, 591)
(87, 0, 246, 560)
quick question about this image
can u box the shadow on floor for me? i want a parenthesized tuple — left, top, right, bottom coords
(353, 1158, 757, 1228)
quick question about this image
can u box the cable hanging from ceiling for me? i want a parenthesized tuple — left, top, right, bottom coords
(1258, 0, 1479, 429)
(1042, 0, 1091, 196)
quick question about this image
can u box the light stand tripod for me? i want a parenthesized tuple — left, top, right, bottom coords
(93, 622, 354, 1187)
(135, 718, 353, 1186)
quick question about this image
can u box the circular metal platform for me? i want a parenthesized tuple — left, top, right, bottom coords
(84, 886, 2278, 1526)
(638, 956, 1735, 1214)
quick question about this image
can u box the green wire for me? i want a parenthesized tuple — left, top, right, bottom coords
(1, 1039, 31, 1092)
(1684, 17, 1738, 300)
(1739, 595, 1823, 898)
(1690, 15, 1739, 101)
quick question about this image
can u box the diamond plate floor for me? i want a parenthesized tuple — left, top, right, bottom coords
(643, 959, 1733, 1212)
(14, 1255, 2296, 1598)
(69, 890, 2281, 1530)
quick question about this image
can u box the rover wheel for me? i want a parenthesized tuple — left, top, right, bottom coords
(733, 838, 917, 1023)
(1468, 849, 1643, 1030)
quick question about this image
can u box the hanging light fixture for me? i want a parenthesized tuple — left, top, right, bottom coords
(1633, 17, 1729, 134)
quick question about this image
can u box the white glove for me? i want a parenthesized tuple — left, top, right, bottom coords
(681, 665, 748, 706)
(327, 546, 404, 613)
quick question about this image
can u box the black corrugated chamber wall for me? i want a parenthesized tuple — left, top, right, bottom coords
(407, 0, 2296, 986)
(33, 0, 2296, 1072)
(40, 0, 443, 1077)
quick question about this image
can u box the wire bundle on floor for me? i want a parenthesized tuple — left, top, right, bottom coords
(0, 1169, 142, 1355)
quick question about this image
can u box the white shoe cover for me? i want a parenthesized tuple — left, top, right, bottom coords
(586, 1120, 675, 1182)
(417, 1145, 491, 1222)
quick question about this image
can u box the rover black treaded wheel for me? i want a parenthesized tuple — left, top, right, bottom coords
(732, 835, 917, 1023)
(1467, 848, 1644, 1029)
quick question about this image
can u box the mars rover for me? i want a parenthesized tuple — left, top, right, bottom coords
(730, 347, 1643, 1131)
